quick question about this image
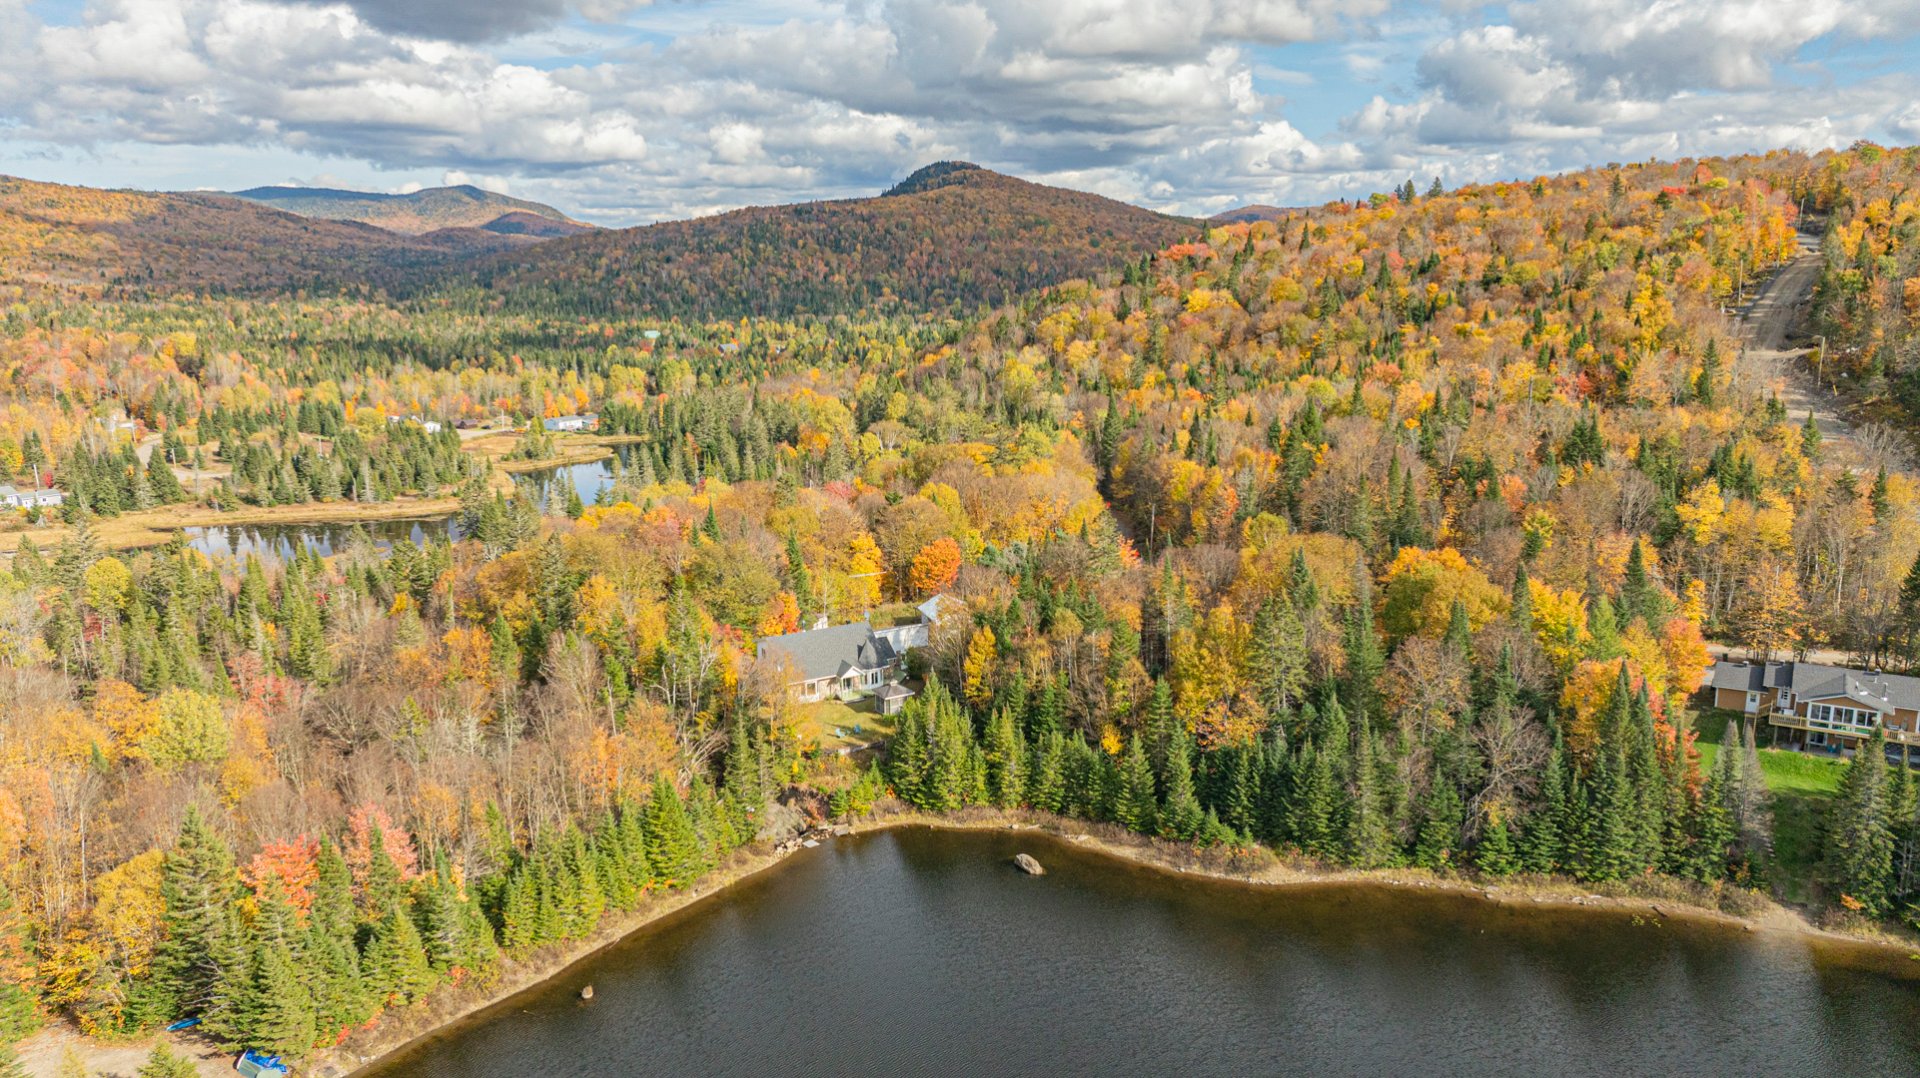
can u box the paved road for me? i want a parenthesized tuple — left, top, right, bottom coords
(1739, 232, 1852, 448)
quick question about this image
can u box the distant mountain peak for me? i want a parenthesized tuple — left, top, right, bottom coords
(883, 161, 987, 197)
(227, 183, 581, 236)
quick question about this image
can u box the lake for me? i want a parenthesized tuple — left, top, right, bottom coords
(359, 828, 1920, 1078)
(184, 518, 460, 562)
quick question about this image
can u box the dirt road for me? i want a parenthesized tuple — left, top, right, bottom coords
(1739, 231, 1852, 449)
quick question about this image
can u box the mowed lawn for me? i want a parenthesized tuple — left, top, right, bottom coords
(796, 699, 895, 754)
(1692, 708, 1849, 902)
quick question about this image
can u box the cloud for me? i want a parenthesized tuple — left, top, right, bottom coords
(3, 0, 1919, 226)
(273, 0, 651, 44)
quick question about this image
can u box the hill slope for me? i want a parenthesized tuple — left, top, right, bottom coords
(467, 162, 1200, 319)
(229, 183, 581, 236)
(0, 175, 486, 299)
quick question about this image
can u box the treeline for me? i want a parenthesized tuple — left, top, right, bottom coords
(889, 609, 1766, 886)
(466, 163, 1198, 321)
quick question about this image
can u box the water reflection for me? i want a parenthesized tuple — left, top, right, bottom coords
(184, 517, 460, 562)
(363, 828, 1920, 1078)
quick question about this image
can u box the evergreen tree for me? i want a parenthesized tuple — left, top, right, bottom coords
(1828, 730, 1896, 916)
(1158, 722, 1203, 840)
(150, 807, 245, 1022)
(1345, 714, 1393, 867)
(1413, 780, 1464, 871)
(363, 907, 436, 1008)
(1113, 735, 1159, 834)
(983, 708, 1028, 809)
(642, 776, 704, 886)
(1475, 816, 1519, 876)
(134, 1045, 198, 1078)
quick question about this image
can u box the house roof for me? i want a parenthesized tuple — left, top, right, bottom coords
(917, 594, 948, 623)
(0, 485, 18, 499)
(757, 621, 894, 682)
(1710, 660, 1920, 713)
(875, 683, 915, 701)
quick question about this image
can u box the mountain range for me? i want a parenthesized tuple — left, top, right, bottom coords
(469, 161, 1200, 319)
(0, 163, 1201, 316)
(229, 184, 590, 238)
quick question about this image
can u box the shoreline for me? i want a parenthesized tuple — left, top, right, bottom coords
(19, 808, 1920, 1077)
(334, 810, 1920, 1077)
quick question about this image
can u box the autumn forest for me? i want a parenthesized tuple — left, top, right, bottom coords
(6, 144, 1920, 1072)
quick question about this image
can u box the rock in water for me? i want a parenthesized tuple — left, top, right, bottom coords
(1013, 853, 1045, 876)
(580, 985, 594, 1000)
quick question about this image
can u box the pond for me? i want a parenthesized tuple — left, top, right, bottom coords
(359, 828, 1920, 1078)
(183, 517, 460, 562)
(511, 445, 649, 510)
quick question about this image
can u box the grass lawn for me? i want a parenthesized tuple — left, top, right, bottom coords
(1691, 707, 1847, 903)
(796, 699, 895, 754)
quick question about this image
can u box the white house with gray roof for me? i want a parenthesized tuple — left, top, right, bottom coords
(0, 484, 65, 510)
(1710, 658, 1920, 758)
(757, 595, 949, 704)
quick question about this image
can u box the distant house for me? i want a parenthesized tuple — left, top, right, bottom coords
(0, 484, 64, 509)
(1710, 659, 1920, 759)
(543, 414, 597, 432)
(757, 595, 950, 703)
(388, 415, 442, 434)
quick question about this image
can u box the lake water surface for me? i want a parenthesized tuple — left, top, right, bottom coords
(361, 828, 1920, 1078)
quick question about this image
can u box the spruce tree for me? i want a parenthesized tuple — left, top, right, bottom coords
(983, 708, 1027, 809)
(134, 1044, 198, 1078)
(363, 907, 436, 1008)
(1158, 722, 1203, 841)
(1027, 731, 1067, 814)
(1828, 730, 1896, 916)
(1113, 735, 1159, 834)
(1413, 780, 1464, 871)
(642, 776, 704, 887)
(1476, 817, 1519, 876)
(150, 807, 244, 1023)
(1345, 714, 1393, 867)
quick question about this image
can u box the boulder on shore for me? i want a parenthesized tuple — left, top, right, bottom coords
(580, 985, 594, 1000)
(1013, 853, 1045, 876)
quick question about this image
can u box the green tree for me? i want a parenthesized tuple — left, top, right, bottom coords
(134, 1044, 197, 1078)
(1828, 730, 1896, 916)
(1113, 736, 1158, 834)
(150, 807, 244, 1022)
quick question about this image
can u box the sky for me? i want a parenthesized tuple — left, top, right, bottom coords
(1, 0, 1917, 227)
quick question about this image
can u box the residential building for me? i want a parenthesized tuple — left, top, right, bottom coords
(1709, 659, 1920, 758)
(756, 595, 949, 704)
(543, 414, 596, 432)
(0, 484, 65, 509)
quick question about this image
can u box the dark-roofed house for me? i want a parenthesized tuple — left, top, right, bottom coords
(1709, 658, 1920, 758)
(757, 622, 899, 702)
(756, 595, 951, 704)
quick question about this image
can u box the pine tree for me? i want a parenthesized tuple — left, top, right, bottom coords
(1476, 816, 1519, 876)
(1520, 736, 1568, 874)
(1342, 573, 1383, 721)
(150, 807, 245, 1023)
(1345, 714, 1393, 867)
(642, 776, 704, 887)
(363, 907, 436, 1008)
(134, 1044, 198, 1078)
(1158, 722, 1203, 840)
(1250, 596, 1308, 722)
(983, 708, 1027, 809)
(1291, 745, 1338, 859)
(1113, 735, 1158, 834)
(1027, 730, 1067, 814)
(1413, 780, 1464, 871)
(1828, 730, 1896, 916)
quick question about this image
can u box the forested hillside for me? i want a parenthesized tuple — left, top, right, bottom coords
(0, 177, 507, 302)
(229, 184, 580, 236)
(9, 145, 1920, 1072)
(464, 162, 1200, 320)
